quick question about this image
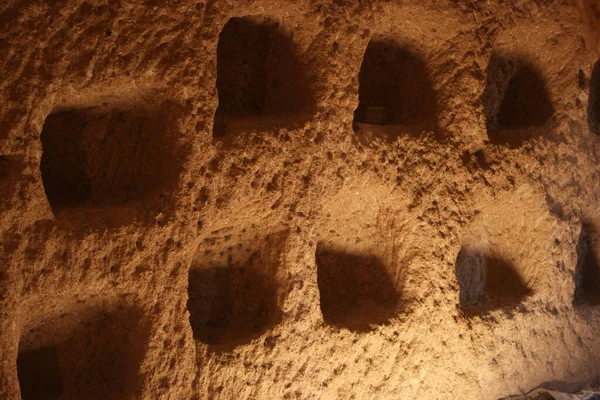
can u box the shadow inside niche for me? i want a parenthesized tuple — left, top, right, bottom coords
(588, 58, 600, 135)
(40, 100, 181, 229)
(486, 256, 533, 305)
(213, 16, 315, 141)
(17, 305, 149, 400)
(353, 37, 438, 141)
(484, 54, 553, 147)
(17, 346, 63, 400)
(456, 247, 532, 314)
(187, 262, 278, 348)
(574, 222, 600, 305)
(315, 246, 399, 330)
(497, 65, 553, 129)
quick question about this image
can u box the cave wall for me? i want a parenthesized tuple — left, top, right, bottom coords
(1, 1, 600, 399)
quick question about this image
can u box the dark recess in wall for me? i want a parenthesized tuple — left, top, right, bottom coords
(316, 245, 399, 330)
(40, 101, 181, 227)
(353, 38, 437, 132)
(574, 222, 600, 305)
(483, 54, 553, 146)
(455, 246, 532, 313)
(213, 16, 315, 139)
(17, 346, 63, 400)
(588, 58, 600, 135)
(17, 304, 149, 400)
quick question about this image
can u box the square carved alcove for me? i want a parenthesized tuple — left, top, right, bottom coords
(455, 189, 555, 314)
(483, 52, 554, 147)
(212, 16, 315, 142)
(187, 228, 285, 349)
(455, 245, 533, 313)
(315, 184, 408, 331)
(40, 96, 181, 229)
(17, 298, 149, 400)
(315, 243, 400, 330)
(353, 36, 438, 141)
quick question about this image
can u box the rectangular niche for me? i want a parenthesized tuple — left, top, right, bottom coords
(17, 297, 150, 400)
(353, 36, 438, 141)
(454, 190, 556, 314)
(455, 245, 533, 313)
(483, 52, 554, 147)
(315, 243, 400, 330)
(40, 93, 182, 229)
(212, 16, 315, 140)
(453, 207, 551, 315)
(187, 227, 286, 349)
(316, 186, 410, 331)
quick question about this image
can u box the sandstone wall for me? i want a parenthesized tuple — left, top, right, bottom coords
(1, 1, 600, 399)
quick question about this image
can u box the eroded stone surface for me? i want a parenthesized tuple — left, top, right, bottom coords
(2, 1, 600, 399)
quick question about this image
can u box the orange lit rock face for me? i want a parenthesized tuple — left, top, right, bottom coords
(1, 1, 600, 399)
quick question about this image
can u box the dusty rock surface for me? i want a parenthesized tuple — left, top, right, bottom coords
(1, 0, 600, 399)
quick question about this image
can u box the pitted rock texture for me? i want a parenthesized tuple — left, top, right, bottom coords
(2, 1, 600, 399)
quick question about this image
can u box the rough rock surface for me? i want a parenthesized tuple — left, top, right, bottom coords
(1, 0, 600, 399)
